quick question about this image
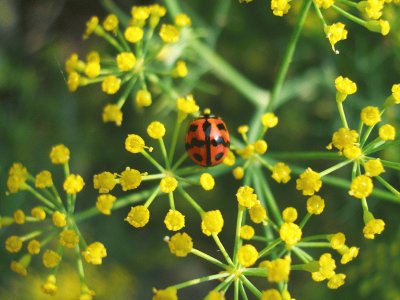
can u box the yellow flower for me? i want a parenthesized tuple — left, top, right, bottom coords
(13, 209, 25, 225)
(49, 144, 70, 164)
(340, 246, 359, 264)
(10, 259, 28, 276)
(41, 275, 58, 296)
(65, 53, 80, 73)
(147, 121, 166, 139)
(261, 289, 282, 300)
(238, 125, 249, 135)
(312, 253, 336, 281)
(86, 51, 100, 63)
(335, 76, 357, 102)
(67, 71, 80, 92)
(82, 242, 107, 265)
(232, 167, 245, 180)
(254, 140, 268, 154)
(160, 177, 178, 193)
(96, 194, 116, 215)
(240, 225, 255, 240)
(365, 19, 390, 36)
(223, 150, 236, 166)
(59, 230, 79, 248)
(271, 0, 292, 16)
(177, 94, 199, 115)
(83, 16, 99, 39)
(120, 167, 142, 191)
(329, 232, 346, 250)
(200, 173, 215, 191)
(164, 210, 185, 231)
(27, 239, 41, 255)
(261, 112, 278, 128)
(360, 106, 381, 126)
(131, 6, 150, 22)
(349, 175, 373, 199)
(35, 170, 53, 188)
(102, 75, 121, 94)
(306, 195, 325, 215)
(116, 52, 136, 71)
(279, 223, 302, 247)
(125, 134, 146, 153)
(237, 244, 259, 267)
(136, 90, 152, 107)
(174, 13, 192, 27)
(325, 22, 348, 53)
(103, 14, 119, 32)
(5, 236, 23, 253)
(236, 185, 258, 208)
(391, 83, 400, 103)
(327, 273, 346, 289)
(31, 206, 46, 220)
(379, 124, 396, 140)
(93, 171, 116, 193)
(42, 249, 61, 268)
(153, 287, 178, 300)
(172, 60, 188, 78)
(282, 207, 298, 223)
(63, 174, 85, 194)
(261, 255, 291, 282)
(159, 24, 180, 43)
(102, 104, 123, 126)
(125, 205, 150, 228)
(343, 145, 362, 160)
(314, 0, 334, 8)
(249, 202, 267, 223)
(296, 168, 322, 196)
(205, 291, 225, 300)
(362, 0, 384, 19)
(52, 211, 67, 228)
(364, 159, 384, 177)
(201, 210, 224, 236)
(363, 218, 385, 239)
(124, 26, 144, 43)
(271, 162, 291, 183)
(84, 61, 100, 78)
(168, 232, 193, 257)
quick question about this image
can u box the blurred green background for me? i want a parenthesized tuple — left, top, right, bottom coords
(0, 0, 399, 299)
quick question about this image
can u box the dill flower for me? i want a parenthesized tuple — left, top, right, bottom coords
(42, 249, 61, 268)
(10, 259, 28, 276)
(125, 205, 150, 228)
(164, 210, 185, 231)
(102, 104, 123, 126)
(306, 195, 325, 215)
(27, 240, 41, 255)
(177, 94, 199, 116)
(237, 244, 259, 267)
(360, 106, 381, 126)
(329, 232, 346, 250)
(159, 24, 180, 43)
(41, 275, 58, 296)
(168, 232, 193, 257)
(83, 16, 99, 39)
(379, 124, 396, 140)
(232, 167, 245, 180)
(327, 273, 346, 289)
(172, 60, 188, 78)
(82, 242, 107, 265)
(254, 140, 268, 154)
(311, 253, 336, 281)
(93, 171, 117, 193)
(223, 151, 236, 166)
(296, 168, 322, 196)
(329, 128, 359, 151)
(103, 14, 118, 32)
(261, 255, 291, 282)
(35, 170, 53, 188)
(153, 287, 178, 300)
(271, 0, 292, 17)
(125, 134, 146, 153)
(160, 177, 178, 193)
(116, 52, 136, 71)
(364, 159, 385, 177)
(335, 76, 357, 102)
(200, 173, 215, 191)
(365, 19, 390, 36)
(63, 174, 85, 194)
(280, 222, 302, 247)
(174, 13, 192, 27)
(236, 185, 258, 208)
(282, 207, 298, 223)
(5, 236, 23, 253)
(261, 112, 278, 128)
(52, 211, 67, 227)
(271, 162, 291, 183)
(13, 209, 25, 224)
(147, 121, 166, 139)
(340, 246, 359, 264)
(249, 202, 267, 223)
(59, 229, 80, 248)
(96, 194, 116, 215)
(343, 145, 362, 160)
(240, 225, 255, 240)
(315, 0, 335, 9)
(136, 90, 152, 107)
(31, 207, 46, 220)
(201, 210, 224, 236)
(363, 218, 385, 239)
(120, 167, 142, 191)
(324, 22, 348, 54)
(49, 144, 70, 164)
(124, 26, 144, 43)
(7, 163, 28, 193)
(261, 289, 282, 300)
(67, 71, 81, 92)
(102, 75, 121, 94)
(349, 175, 373, 199)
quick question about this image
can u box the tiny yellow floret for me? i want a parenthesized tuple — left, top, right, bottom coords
(124, 26, 144, 43)
(307, 195, 325, 215)
(41, 275, 58, 296)
(360, 106, 381, 126)
(177, 94, 199, 115)
(329, 128, 359, 151)
(349, 175, 373, 199)
(63, 174, 85, 194)
(261, 289, 282, 300)
(147, 121, 166, 139)
(240, 225, 255, 240)
(379, 124, 396, 140)
(93, 171, 116, 193)
(236, 185, 258, 208)
(59, 230, 79, 248)
(102, 75, 121, 94)
(160, 177, 178, 193)
(49, 144, 70, 164)
(35, 170, 53, 188)
(254, 140, 268, 154)
(296, 168, 322, 196)
(136, 90, 152, 107)
(325, 22, 348, 54)
(262, 255, 291, 282)
(200, 173, 215, 191)
(83, 16, 99, 40)
(271, 0, 292, 16)
(237, 244, 259, 267)
(125, 134, 146, 153)
(329, 232, 346, 250)
(364, 159, 384, 177)
(103, 14, 118, 32)
(363, 218, 385, 239)
(282, 207, 298, 223)
(102, 104, 123, 126)
(168, 232, 193, 257)
(249, 202, 267, 223)
(261, 112, 278, 128)
(335, 76, 357, 101)
(201, 210, 224, 236)
(31, 206, 46, 220)
(52, 211, 67, 228)
(5, 236, 23, 253)
(27, 240, 41, 255)
(233, 167, 245, 180)
(174, 13, 192, 27)
(271, 162, 291, 183)
(125, 205, 150, 228)
(279, 223, 302, 247)
(82, 242, 107, 265)
(164, 210, 185, 231)
(120, 167, 142, 191)
(153, 287, 178, 300)
(96, 194, 116, 215)
(42, 249, 61, 268)
(159, 24, 180, 43)
(13, 209, 25, 225)
(172, 60, 188, 78)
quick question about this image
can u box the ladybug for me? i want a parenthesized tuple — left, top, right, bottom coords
(185, 110, 230, 167)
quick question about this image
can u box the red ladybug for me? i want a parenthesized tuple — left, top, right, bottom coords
(185, 111, 230, 167)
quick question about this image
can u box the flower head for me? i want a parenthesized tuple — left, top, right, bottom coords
(136, 90, 152, 107)
(261, 112, 278, 128)
(349, 175, 373, 199)
(63, 174, 85, 194)
(35, 170, 53, 188)
(249, 202, 267, 223)
(160, 177, 178, 193)
(124, 26, 144, 43)
(329, 128, 359, 151)
(102, 104, 123, 126)
(329, 232, 346, 250)
(240, 225, 255, 240)
(177, 95, 199, 116)
(59, 229, 80, 248)
(335, 76, 357, 101)
(103, 14, 119, 32)
(296, 168, 322, 196)
(93, 171, 117, 193)
(360, 106, 381, 126)
(271, 162, 291, 183)
(271, 0, 292, 17)
(41, 275, 58, 296)
(279, 223, 302, 247)
(174, 13, 192, 27)
(159, 24, 180, 43)
(31, 207, 46, 220)
(125, 134, 146, 153)
(307, 195, 325, 215)
(364, 159, 384, 177)
(261, 255, 291, 282)
(200, 173, 215, 191)
(52, 211, 67, 227)
(27, 240, 41, 255)
(42, 249, 61, 268)
(201, 210, 224, 236)
(261, 289, 282, 300)
(83, 16, 99, 39)
(49, 144, 70, 164)
(236, 186, 258, 208)
(96, 194, 116, 215)
(363, 218, 385, 239)
(164, 210, 185, 231)
(120, 167, 142, 191)
(153, 287, 178, 300)
(327, 273, 346, 289)
(125, 205, 150, 228)
(5, 236, 23, 253)
(147, 121, 166, 139)
(13, 209, 25, 224)
(237, 244, 259, 267)
(102, 75, 121, 94)
(82, 242, 107, 265)
(116, 52, 136, 71)
(168, 232, 193, 257)
(379, 124, 396, 140)
(325, 22, 348, 53)
(282, 207, 298, 223)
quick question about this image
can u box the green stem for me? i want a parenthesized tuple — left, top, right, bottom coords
(159, 138, 171, 169)
(168, 116, 182, 164)
(234, 279, 239, 300)
(336, 101, 349, 128)
(170, 273, 229, 290)
(299, 213, 312, 229)
(259, 238, 282, 258)
(116, 76, 137, 108)
(331, 5, 366, 26)
(239, 281, 249, 300)
(141, 150, 165, 173)
(267, 151, 342, 160)
(191, 248, 229, 269)
(168, 192, 175, 210)
(319, 159, 353, 177)
(233, 206, 245, 265)
(212, 233, 234, 267)
(313, 2, 327, 27)
(239, 275, 262, 298)
(297, 242, 331, 248)
(242, 268, 268, 277)
(267, 0, 313, 111)
(376, 176, 400, 196)
(172, 152, 188, 170)
(24, 185, 56, 210)
(177, 187, 205, 215)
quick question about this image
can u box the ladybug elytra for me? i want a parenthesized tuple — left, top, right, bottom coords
(185, 110, 230, 167)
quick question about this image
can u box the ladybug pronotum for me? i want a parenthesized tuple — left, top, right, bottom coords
(185, 110, 230, 167)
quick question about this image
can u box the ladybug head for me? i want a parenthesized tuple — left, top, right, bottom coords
(201, 108, 216, 119)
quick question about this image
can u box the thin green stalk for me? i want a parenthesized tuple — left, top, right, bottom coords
(331, 5, 366, 26)
(144, 187, 161, 208)
(141, 150, 165, 173)
(168, 192, 175, 210)
(338, 0, 358, 7)
(170, 273, 229, 290)
(177, 187, 205, 215)
(168, 116, 182, 163)
(299, 213, 312, 229)
(291, 246, 312, 263)
(319, 159, 353, 177)
(234, 279, 239, 300)
(259, 238, 282, 258)
(233, 206, 245, 265)
(212, 233, 234, 267)
(239, 275, 262, 298)
(142, 174, 165, 181)
(297, 242, 331, 248)
(239, 281, 249, 300)
(172, 152, 188, 170)
(337, 101, 349, 128)
(116, 76, 137, 108)
(159, 138, 171, 169)
(242, 268, 268, 277)
(267, 0, 313, 111)
(267, 151, 342, 160)
(376, 176, 399, 196)
(24, 185, 56, 210)
(191, 248, 229, 269)
(313, 2, 327, 27)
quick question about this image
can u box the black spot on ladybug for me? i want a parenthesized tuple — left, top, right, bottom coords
(187, 138, 205, 148)
(193, 153, 203, 162)
(214, 152, 224, 161)
(216, 123, 226, 131)
(189, 124, 198, 132)
(211, 136, 224, 146)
